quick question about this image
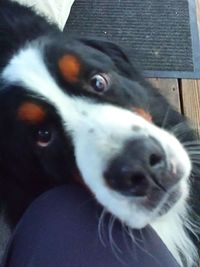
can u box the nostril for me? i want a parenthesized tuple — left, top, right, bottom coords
(149, 153, 163, 167)
(131, 171, 146, 186)
(129, 171, 149, 196)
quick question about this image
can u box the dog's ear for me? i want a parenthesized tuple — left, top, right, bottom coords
(80, 38, 138, 79)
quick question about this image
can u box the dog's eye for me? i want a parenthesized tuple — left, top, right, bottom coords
(90, 74, 109, 93)
(36, 129, 52, 147)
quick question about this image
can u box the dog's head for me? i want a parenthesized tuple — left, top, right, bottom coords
(1, 36, 192, 227)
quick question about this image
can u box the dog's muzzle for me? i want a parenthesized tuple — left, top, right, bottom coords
(104, 137, 182, 200)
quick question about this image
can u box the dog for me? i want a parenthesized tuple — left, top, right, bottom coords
(0, 1, 199, 266)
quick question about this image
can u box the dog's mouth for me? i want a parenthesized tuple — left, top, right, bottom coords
(109, 168, 183, 212)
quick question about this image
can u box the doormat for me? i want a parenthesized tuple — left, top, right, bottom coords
(64, 0, 200, 79)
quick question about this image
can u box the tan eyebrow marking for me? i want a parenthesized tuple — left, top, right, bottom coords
(132, 107, 152, 122)
(17, 102, 46, 123)
(58, 54, 81, 83)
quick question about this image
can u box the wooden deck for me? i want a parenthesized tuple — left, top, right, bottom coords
(147, 0, 200, 133)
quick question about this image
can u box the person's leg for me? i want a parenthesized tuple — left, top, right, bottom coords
(1, 185, 179, 267)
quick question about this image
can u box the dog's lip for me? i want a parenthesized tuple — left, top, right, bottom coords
(141, 186, 181, 211)
(114, 164, 184, 211)
(126, 184, 182, 212)
(113, 190, 164, 212)
(117, 190, 148, 198)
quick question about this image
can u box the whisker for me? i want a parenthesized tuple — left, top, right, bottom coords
(98, 208, 107, 247)
(168, 121, 199, 143)
(191, 160, 200, 165)
(185, 146, 200, 151)
(191, 171, 200, 177)
(121, 223, 138, 261)
(161, 106, 171, 129)
(189, 157, 200, 162)
(126, 227, 161, 266)
(190, 158, 200, 162)
(184, 204, 200, 240)
(187, 150, 200, 154)
(187, 151, 200, 156)
(184, 141, 200, 146)
(107, 216, 127, 264)
(187, 147, 200, 151)
(169, 121, 192, 135)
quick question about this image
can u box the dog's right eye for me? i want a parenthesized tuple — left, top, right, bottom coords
(90, 73, 110, 93)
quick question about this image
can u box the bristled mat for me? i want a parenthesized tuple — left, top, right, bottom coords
(64, 0, 200, 79)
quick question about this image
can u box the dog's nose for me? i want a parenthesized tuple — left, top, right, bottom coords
(104, 137, 166, 197)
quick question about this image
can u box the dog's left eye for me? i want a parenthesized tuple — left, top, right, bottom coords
(90, 74, 109, 93)
(36, 128, 53, 147)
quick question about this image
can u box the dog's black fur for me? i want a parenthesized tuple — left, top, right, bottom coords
(0, 0, 199, 263)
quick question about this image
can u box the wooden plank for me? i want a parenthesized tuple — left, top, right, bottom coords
(181, 0, 200, 133)
(148, 78, 181, 112)
(181, 80, 200, 131)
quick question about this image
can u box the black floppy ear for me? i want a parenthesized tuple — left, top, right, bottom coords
(79, 38, 137, 78)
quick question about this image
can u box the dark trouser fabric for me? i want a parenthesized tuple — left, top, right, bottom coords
(1, 185, 179, 267)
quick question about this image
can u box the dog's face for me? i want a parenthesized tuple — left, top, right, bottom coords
(1, 37, 191, 227)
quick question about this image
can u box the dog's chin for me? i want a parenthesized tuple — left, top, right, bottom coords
(91, 178, 189, 229)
